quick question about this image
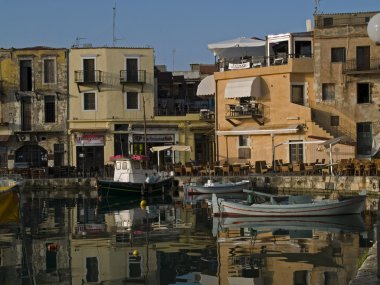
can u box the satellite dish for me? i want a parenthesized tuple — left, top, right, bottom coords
(367, 13, 380, 43)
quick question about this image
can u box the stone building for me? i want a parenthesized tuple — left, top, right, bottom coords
(0, 47, 68, 169)
(313, 11, 380, 158)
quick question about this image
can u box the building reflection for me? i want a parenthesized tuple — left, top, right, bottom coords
(214, 215, 367, 285)
(0, 191, 372, 285)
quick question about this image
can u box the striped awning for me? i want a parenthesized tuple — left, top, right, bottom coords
(196, 75, 215, 97)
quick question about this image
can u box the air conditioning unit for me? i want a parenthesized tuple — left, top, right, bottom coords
(17, 134, 30, 142)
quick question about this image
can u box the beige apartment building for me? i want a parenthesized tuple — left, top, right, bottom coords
(68, 47, 157, 174)
(313, 11, 380, 158)
(68, 47, 212, 174)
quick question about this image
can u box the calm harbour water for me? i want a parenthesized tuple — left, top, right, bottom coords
(0, 188, 375, 285)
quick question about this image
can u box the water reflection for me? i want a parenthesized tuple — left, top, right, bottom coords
(0, 188, 374, 285)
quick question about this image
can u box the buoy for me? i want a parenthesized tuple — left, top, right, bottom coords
(133, 249, 139, 257)
(140, 200, 147, 209)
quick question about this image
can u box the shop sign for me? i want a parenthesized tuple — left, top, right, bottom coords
(76, 133, 104, 146)
(133, 134, 174, 143)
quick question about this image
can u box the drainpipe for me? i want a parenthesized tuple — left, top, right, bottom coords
(214, 76, 219, 163)
(66, 49, 71, 166)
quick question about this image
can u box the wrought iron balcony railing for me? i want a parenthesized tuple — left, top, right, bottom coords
(343, 58, 380, 73)
(74, 70, 102, 84)
(120, 70, 146, 84)
(226, 103, 264, 118)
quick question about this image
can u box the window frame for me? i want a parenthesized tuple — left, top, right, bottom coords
(238, 135, 251, 159)
(44, 95, 56, 123)
(82, 92, 97, 111)
(357, 82, 371, 104)
(291, 84, 305, 106)
(322, 83, 335, 101)
(125, 92, 140, 110)
(331, 47, 346, 63)
(42, 57, 57, 84)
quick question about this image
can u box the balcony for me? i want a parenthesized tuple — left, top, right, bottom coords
(120, 70, 146, 92)
(199, 109, 215, 121)
(343, 58, 380, 74)
(74, 70, 103, 92)
(217, 53, 313, 72)
(226, 103, 264, 126)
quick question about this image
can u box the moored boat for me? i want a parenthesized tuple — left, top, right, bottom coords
(211, 191, 366, 217)
(98, 155, 174, 197)
(184, 179, 251, 195)
(0, 183, 21, 224)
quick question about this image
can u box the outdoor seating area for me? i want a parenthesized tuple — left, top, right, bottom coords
(169, 158, 380, 177)
(171, 161, 254, 177)
(2, 158, 379, 180)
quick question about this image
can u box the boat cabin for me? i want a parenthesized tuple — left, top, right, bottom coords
(113, 156, 155, 183)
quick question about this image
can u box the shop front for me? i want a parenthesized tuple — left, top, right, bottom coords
(75, 133, 105, 176)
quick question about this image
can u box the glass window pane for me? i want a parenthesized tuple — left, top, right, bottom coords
(44, 59, 55, 83)
(126, 92, 139, 109)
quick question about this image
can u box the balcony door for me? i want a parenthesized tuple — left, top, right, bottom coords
(20, 60, 32, 91)
(356, 46, 370, 71)
(83, 58, 95, 82)
(126, 58, 138, 82)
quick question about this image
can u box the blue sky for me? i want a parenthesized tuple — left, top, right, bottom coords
(1, 0, 379, 70)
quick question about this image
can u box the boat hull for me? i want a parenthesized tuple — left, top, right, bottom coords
(213, 215, 365, 234)
(212, 194, 366, 217)
(98, 177, 174, 197)
(185, 180, 250, 194)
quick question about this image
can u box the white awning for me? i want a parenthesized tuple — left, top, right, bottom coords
(150, 145, 192, 152)
(217, 124, 301, 136)
(318, 136, 351, 148)
(196, 75, 215, 97)
(225, 77, 261, 99)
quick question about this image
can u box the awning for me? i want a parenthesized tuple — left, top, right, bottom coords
(150, 145, 192, 169)
(217, 124, 301, 136)
(150, 145, 192, 152)
(225, 77, 261, 99)
(196, 75, 215, 97)
(318, 136, 351, 148)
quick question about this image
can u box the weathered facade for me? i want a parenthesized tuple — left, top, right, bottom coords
(313, 11, 380, 158)
(0, 47, 68, 169)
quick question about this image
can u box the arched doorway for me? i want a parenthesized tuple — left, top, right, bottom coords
(15, 145, 48, 167)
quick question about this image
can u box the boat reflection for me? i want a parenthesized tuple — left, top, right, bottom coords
(0, 189, 374, 285)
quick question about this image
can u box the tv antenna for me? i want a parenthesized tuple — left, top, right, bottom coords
(113, 3, 117, 46)
(112, 2, 126, 46)
(314, 0, 321, 14)
(73, 37, 87, 48)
